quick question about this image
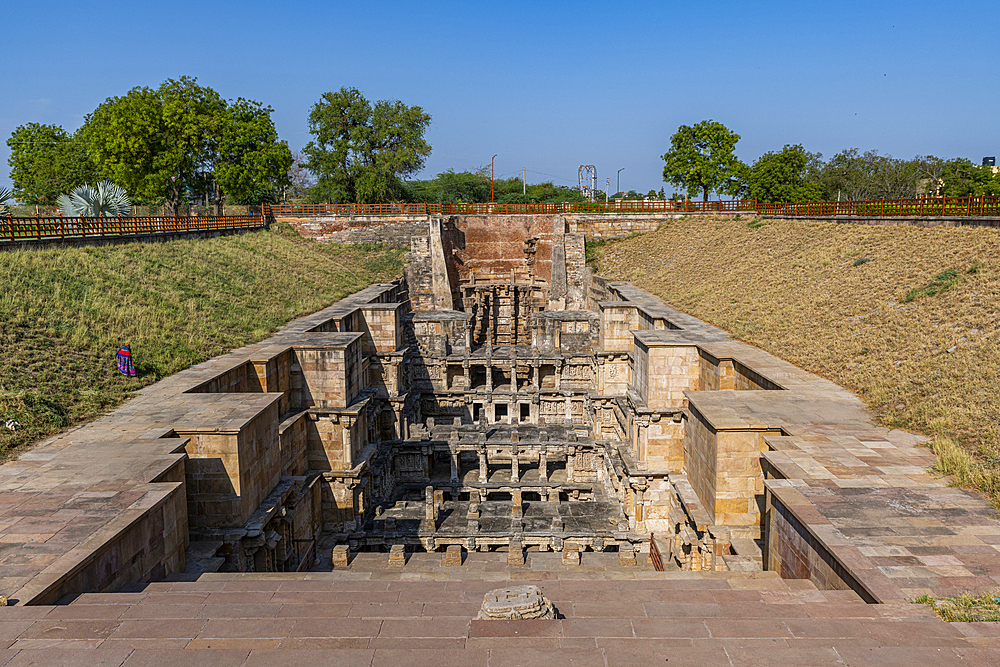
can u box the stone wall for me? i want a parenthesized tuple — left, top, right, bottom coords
(764, 485, 875, 602)
(280, 211, 748, 250)
(283, 215, 428, 247)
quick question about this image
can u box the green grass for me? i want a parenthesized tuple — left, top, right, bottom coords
(902, 265, 979, 302)
(0, 222, 403, 459)
(916, 590, 1000, 622)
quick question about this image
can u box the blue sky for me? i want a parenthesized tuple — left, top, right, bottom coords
(3, 0, 998, 196)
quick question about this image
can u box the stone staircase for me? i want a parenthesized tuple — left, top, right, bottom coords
(0, 554, 993, 665)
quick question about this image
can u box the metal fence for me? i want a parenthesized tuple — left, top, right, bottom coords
(0, 214, 266, 242)
(758, 195, 1000, 218)
(266, 195, 1000, 219)
(264, 200, 756, 216)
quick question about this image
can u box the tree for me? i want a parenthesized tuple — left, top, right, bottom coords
(81, 77, 291, 214)
(304, 87, 431, 204)
(284, 151, 316, 201)
(6, 123, 98, 204)
(746, 144, 822, 202)
(83, 77, 226, 214)
(212, 98, 292, 212)
(816, 149, 919, 201)
(661, 120, 745, 201)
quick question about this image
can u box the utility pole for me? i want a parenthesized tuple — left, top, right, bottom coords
(523, 167, 526, 196)
(606, 178, 610, 202)
(617, 168, 625, 197)
(491, 155, 497, 203)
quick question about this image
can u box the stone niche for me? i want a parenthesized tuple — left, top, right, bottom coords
(530, 310, 600, 354)
(411, 310, 473, 357)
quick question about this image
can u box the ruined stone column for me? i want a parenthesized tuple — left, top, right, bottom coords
(450, 450, 459, 482)
(423, 485, 436, 532)
(467, 502, 480, 532)
(538, 446, 547, 482)
(512, 489, 523, 519)
(566, 445, 575, 482)
(510, 434, 519, 482)
(478, 445, 488, 483)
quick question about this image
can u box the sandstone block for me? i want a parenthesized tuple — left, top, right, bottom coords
(332, 544, 350, 568)
(388, 544, 406, 567)
(444, 544, 463, 566)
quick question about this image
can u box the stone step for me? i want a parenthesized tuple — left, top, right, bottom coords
(4, 590, 973, 666)
(5, 578, 974, 665)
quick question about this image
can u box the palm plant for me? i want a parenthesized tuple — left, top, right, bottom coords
(0, 186, 12, 217)
(57, 180, 131, 217)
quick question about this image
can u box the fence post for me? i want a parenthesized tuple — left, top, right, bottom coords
(35, 214, 41, 240)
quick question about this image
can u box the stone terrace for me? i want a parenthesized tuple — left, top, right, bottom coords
(0, 284, 398, 605)
(0, 559, 994, 665)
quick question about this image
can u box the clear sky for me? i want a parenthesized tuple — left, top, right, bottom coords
(3, 0, 998, 197)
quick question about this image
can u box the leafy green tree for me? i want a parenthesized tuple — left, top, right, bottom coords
(661, 120, 745, 201)
(304, 87, 431, 204)
(746, 144, 822, 202)
(928, 158, 997, 197)
(6, 123, 98, 204)
(82, 77, 226, 214)
(212, 98, 292, 211)
(816, 149, 919, 201)
(406, 169, 490, 203)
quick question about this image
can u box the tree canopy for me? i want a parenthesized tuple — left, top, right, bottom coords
(304, 88, 431, 204)
(79, 77, 290, 214)
(403, 168, 588, 204)
(6, 123, 98, 205)
(746, 144, 822, 203)
(661, 120, 745, 201)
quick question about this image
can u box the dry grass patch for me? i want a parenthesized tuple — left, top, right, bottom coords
(596, 215, 1000, 505)
(917, 590, 1000, 622)
(0, 223, 403, 459)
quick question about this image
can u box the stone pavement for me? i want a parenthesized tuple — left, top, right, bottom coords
(0, 562, 995, 665)
(764, 425, 1000, 602)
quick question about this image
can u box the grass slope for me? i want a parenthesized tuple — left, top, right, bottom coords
(0, 223, 403, 459)
(595, 215, 1000, 505)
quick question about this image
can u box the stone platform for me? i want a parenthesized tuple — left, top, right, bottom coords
(0, 561, 993, 665)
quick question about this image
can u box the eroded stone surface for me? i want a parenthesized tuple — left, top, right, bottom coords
(476, 585, 556, 620)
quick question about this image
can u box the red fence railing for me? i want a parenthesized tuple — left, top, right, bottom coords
(264, 200, 755, 216)
(0, 214, 266, 242)
(266, 195, 1000, 219)
(649, 532, 664, 572)
(758, 195, 1000, 218)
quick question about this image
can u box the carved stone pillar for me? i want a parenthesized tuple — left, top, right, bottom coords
(510, 442, 519, 482)
(566, 445, 576, 482)
(423, 485, 436, 532)
(342, 416, 354, 468)
(512, 488, 523, 519)
(478, 445, 488, 483)
(538, 446, 547, 482)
